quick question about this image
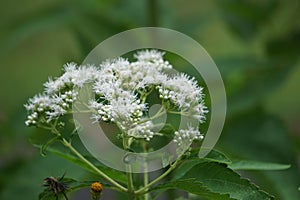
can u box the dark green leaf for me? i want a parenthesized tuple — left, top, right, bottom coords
(32, 144, 127, 185)
(47, 147, 127, 185)
(40, 136, 60, 157)
(229, 160, 290, 171)
(39, 189, 58, 200)
(220, 110, 300, 199)
(150, 179, 234, 200)
(171, 158, 206, 181)
(179, 161, 274, 200)
(188, 149, 231, 164)
(172, 149, 231, 180)
(203, 149, 232, 164)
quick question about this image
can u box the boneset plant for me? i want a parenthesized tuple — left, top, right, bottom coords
(25, 50, 289, 200)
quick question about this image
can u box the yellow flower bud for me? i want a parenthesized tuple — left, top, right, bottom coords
(90, 182, 103, 200)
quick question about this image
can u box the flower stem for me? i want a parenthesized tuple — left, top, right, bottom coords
(143, 143, 150, 200)
(61, 138, 128, 192)
(167, 110, 189, 116)
(143, 170, 149, 200)
(137, 106, 165, 124)
(135, 157, 181, 195)
(126, 164, 136, 199)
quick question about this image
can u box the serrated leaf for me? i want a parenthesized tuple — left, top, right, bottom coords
(171, 158, 206, 180)
(172, 149, 231, 180)
(180, 162, 274, 200)
(150, 179, 234, 200)
(188, 148, 232, 164)
(204, 149, 232, 164)
(229, 160, 290, 171)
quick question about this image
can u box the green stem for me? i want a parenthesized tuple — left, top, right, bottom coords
(137, 106, 165, 124)
(140, 86, 154, 104)
(67, 109, 94, 114)
(126, 164, 136, 199)
(143, 143, 150, 200)
(135, 157, 181, 195)
(36, 124, 53, 131)
(167, 110, 189, 116)
(122, 134, 136, 199)
(61, 138, 128, 192)
(143, 170, 149, 200)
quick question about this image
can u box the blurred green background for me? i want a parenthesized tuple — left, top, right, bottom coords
(0, 0, 299, 199)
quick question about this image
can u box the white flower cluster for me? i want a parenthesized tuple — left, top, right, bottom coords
(44, 63, 98, 94)
(127, 121, 155, 141)
(157, 73, 208, 122)
(25, 62, 94, 126)
(24, 90, 78, 126)
(173, 126, 204, 155)
(174, 126, 204, 144)
(25, 49, 207, 146)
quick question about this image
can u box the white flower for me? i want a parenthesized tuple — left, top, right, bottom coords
(25, 94, 52, 126)
(161, 73, 202, 108)
(134, 49, 165, 62)
(90, 84, 146, 127)
(173, 126, 203, 144)
(44, 63, 98, 94)
(156, 73, 208, 122)
(127, 121, 155, 141)
(191, 101, 208, 123)
(173, 126, 204, 154)
(90, 101, 114, 122)
(24, 93, 64, 125)
(25, 94, 52, 112)
(25, 49, 208, 146)
(24, 90, 79, 126)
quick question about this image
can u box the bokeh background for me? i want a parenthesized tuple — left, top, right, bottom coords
(0, 0, 299, 199)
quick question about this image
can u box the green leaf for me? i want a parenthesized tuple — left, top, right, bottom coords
(40, 136, 60, 157)
(39, 189, 58, 200)
(203, 149, 232, 164)
(172, 149, 231, 180)
(220, 110, 300, 199)
(229, 160, 291, 171)
(188, 148, 231, 164)
(178, 161, 274, 200)
(48, 147, 128, 185)
(150, 179, 234, 200)
(33, 144, 127, 185)
(161, 152, 174, 168)
(171, 158, 206, 180)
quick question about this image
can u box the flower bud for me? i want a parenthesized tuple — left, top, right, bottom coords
(90, 182, 103, 200)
